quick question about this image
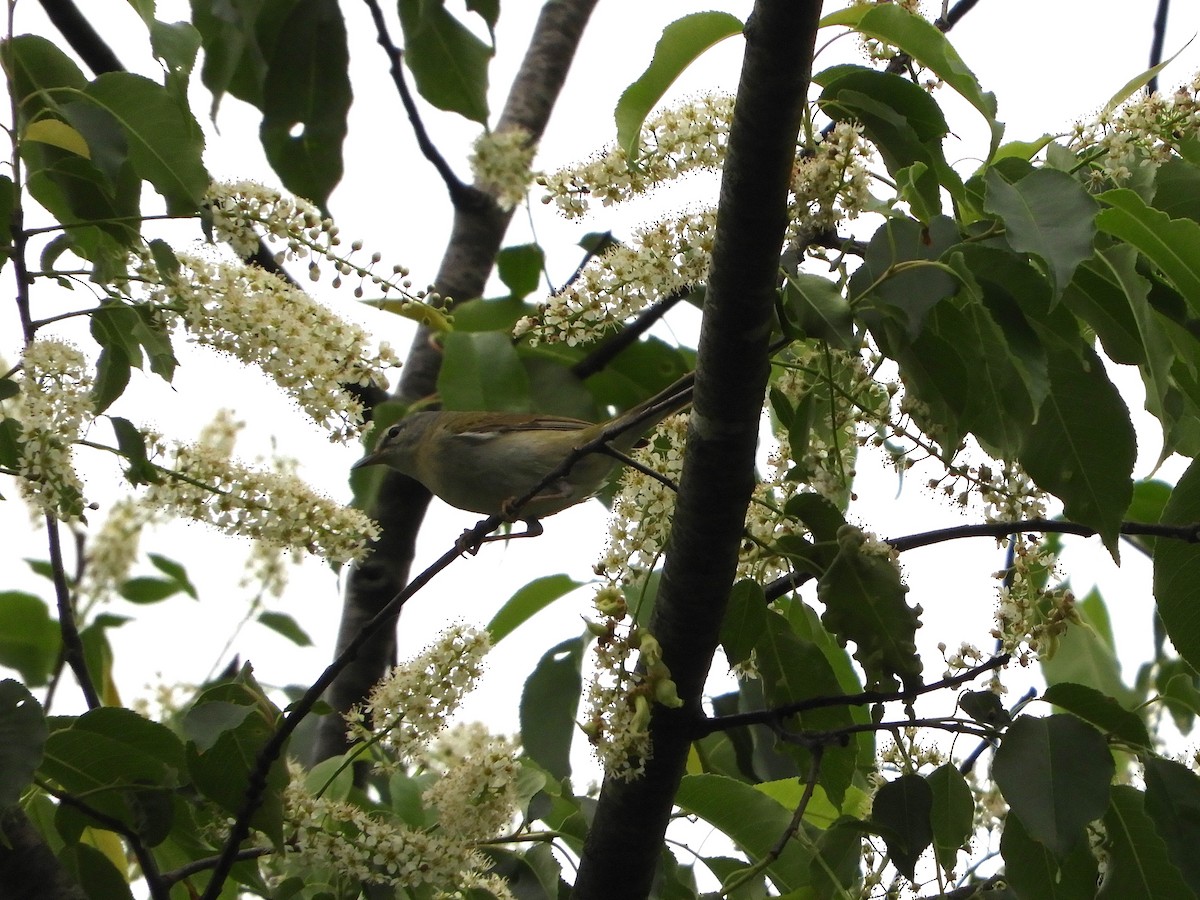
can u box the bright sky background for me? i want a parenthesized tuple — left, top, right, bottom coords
(3, 0, 1200, 790)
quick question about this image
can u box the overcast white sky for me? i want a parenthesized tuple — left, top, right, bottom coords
(2, 1, 1199, 780)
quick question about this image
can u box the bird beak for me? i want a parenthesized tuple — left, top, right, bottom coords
(351, 450, 383, 471)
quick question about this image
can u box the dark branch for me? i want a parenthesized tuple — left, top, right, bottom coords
(1148, 0, 1171, 96)
(37, 0, 122, 74)
(160, 848, 272, 888)
(39, 781, 167, 900)
(764, 517, 1200, 602)
(45, 516, 100, 710)
(570, 290, 690, 381)
(695, 653, 1009, 737)
(361, 0, 479, 208)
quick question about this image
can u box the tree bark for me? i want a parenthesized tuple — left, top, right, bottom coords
(0, 806, 87, 900)
(572, 3, 824, 896)
(311, 0, 601, 764)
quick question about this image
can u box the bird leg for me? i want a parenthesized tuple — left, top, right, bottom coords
(456, 518, 544, 556)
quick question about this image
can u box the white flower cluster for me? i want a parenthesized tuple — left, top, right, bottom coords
(151, 253, 399, 441)
(582, 611, 654, 781)
(850, 0, 926, 62)
(1070, 73, 1200, 185)
(469, 127, 537, 211)
(345, 624, 490, 763)
(515, 208, 716, 346)
(204, 180, 433, 307)
(789, 121, 874, 233)
(79, 497, 149, 601)
(6, 339, 93, 521)
(540, 95, 734, 217)
(283, 767, 513, 898)
(142, 426, 378, 565)
(421, 729, 521, 842)
(991, 537, 1075, 666)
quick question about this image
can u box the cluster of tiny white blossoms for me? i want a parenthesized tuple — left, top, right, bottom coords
(582, 606, 679, 781)
(850, 0, 926, 62)
(5, 339, 93, 521)
(469, 127, 537, 211)
(142, 412, 378, 565)
(515, 208, 716, 346)
(144, 252, 399, 441)
(539, 95, 734, 217)
(281, 762, 513, 898)
(204, 181, 431, 303)
(281, 628, 519, 893)
(788, 121, 874, 235)
(1069, 73, 1200, 186)
(346, 624, 490, 764)
(421, 727, 521, 843)
(79, 497, 150, 602)
(991, 537, 1075, 666)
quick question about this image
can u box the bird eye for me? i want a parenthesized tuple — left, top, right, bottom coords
(385, 423, 404, 441)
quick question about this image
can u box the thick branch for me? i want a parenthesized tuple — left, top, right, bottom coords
(572, 4, 823, 896)
(0, 805, 86, 900)
(314, 0, 601, 765)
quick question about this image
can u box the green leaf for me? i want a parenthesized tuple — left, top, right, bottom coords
(869, 773, 932, 880)
(183, 666, 287, 848)
(984, 168, 1098, 299)
(781, 273, 856, 350)
(488, 574, 582, 645)
(257, 611, 312, 646)
(398, 0, 492, 124)
(1153, 157, 1200, 225)
(82, 72, 207, 214)
(0, 592, 61, 686)
(852, 215, 961, 337)
(720, 580, 768, 670)
(111, 416, 160, 485)
(1041, 616, 1139, 710)
(1155, 457, 1200, 673)
(1144, 757, 1200, 891)
(190, 0, 271, 115)
(1018, 346, 1134, 556)
(820, 4, 1002, 158)
(1099, 785, 1196, 899)
(993, 714, 1114, 859)
(755, 613, 856, 805)
(675, 774, 812, 893)
(496, 243, 545, 300)
(91, 348, 131, 414)
(438, 330, 532, 411)
(519, 635, 584, 782)
(816, 65, 960, 210)
(259, 0, 350, 210)
(0, 680, 46, 806)
(928, 764, 973, 872)
(1000, 807, 1100, 900)
(810, 818, 863, 899)
(817, 527, 921, 694)
(41, 708, 184, 845)
(1097, 188, 1200, 317)
(1041, 682, 1150, 749)
(119, 577, 184, 605)
(614, 12, 742, 156)
(147, 553, 197, 597)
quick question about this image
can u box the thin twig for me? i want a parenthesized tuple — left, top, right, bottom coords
(160, 847, 272, 888)
(764, 517, 1200, 602)
(45, 515, 100, 710)
(361, 0, 478, 207)
(38, 779, 168, 900)
(199, 530, 485, 898)
(1148, 0, 1171, 96)
(696, 653, 1009, 737)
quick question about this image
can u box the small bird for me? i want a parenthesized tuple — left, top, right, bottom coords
(353, 377, 693, 543)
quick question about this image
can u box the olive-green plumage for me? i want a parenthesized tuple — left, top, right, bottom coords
(353, 382, 692, 525)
